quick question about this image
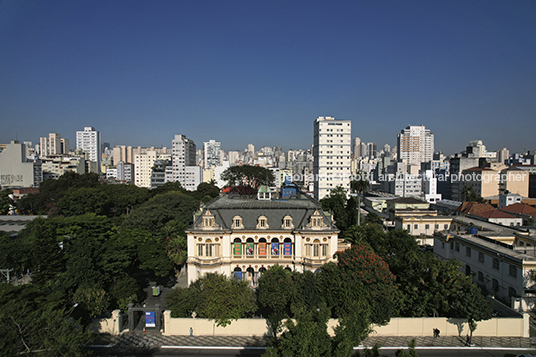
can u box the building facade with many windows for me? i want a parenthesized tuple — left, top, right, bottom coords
(203, 140, 221, 169)
(76, 127, 101, 173)
(434, 231, 536, 310)
(397, 125, 434, 166)
(171, 134, 197, 189)
(186, 189, 347, 286)
(313, 116, 352, 200)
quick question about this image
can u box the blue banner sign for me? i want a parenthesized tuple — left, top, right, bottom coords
(145, 311, 156, 328)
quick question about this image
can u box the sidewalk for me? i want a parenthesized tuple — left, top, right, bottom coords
(361, 335, 536, 349)
(94, 332, 536, 350)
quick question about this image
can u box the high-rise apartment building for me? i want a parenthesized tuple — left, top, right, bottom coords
(247, 144, 255, 155)
(39, 133, 68, 158)
(353, 137, 361, 159)
(497, 148, 509, 165)
(313, 116, 352, 200)
(228, 151, 240, 164)
(365, 142, 377, 159)
(112, 145, 133, 165)
(397, 125, 434, 166)
(76, 127, 101, 172)
(203, 140, 221, 169)
(172, 134, 197, 188)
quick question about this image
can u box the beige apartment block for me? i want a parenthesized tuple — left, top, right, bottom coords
(461, 167, 500, 198)
(134, 150, 157, 188)
(500, 168, 529, 197)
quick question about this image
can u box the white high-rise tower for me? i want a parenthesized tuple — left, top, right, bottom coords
(76, 127, 101, 172)
(313, 116, 352, 200)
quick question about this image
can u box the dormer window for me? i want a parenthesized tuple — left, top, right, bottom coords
(257, 215, 269, 229)
(282, 215, 294, 229)
(202, 210, 216, 229)
(308, 210, 325, 229)
(232, 215, 243, 229)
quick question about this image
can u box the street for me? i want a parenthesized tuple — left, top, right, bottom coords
(90, 346, 536, 357)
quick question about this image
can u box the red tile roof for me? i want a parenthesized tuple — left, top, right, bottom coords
(457, 202, 495, 215)
(474, 209, 518, 219)
(500, 203, 536, 218)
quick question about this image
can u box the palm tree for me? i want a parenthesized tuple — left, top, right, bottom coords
(461, 185, 484, 202)
(344, 224, 366, 245)
(350, 173, 370, 226)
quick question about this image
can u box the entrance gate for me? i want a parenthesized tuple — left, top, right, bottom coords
(126, 304, 162, 332)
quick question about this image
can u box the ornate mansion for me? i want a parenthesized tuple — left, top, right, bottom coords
(186, 184, 348, 286)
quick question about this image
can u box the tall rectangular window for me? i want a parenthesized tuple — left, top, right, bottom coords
(509, 265, 517, 278)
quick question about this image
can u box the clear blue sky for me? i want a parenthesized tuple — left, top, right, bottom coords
(1, 0, 535, 155)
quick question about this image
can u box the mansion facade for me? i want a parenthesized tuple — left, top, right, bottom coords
(186, 188, 347, 286)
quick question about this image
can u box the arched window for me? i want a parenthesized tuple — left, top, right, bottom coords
(258, 238, 267, 256)
(233, 267, 242, 281)
(492, 279, 499, 292)
(283, 237, 292, 256)
(313, 239, 320, 257)
(206, 239, 213, 257)
(233, 238, 242, 256)
(271, 238, 279, 256)
(246, 237, 255, 256)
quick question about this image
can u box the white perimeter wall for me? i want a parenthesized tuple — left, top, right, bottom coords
(160, 312, 529, 338)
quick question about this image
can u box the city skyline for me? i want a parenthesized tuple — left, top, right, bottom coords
(1, 1, 535, 154)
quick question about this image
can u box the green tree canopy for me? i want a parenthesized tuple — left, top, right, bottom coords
(193, 181, 220, 202)
(122, 191, 200, 232)
(335, 244, 397, 324)
(0, 284, 93, 356)
(16, 172, 100, 215)
(320, 186, 348, 232)
(264, 304, 332, 357)
(257, 265, 297, 314)
(56, 187, 110, 217)
(220, 165, 275, 189)
(167, 273, 256, 326)
(0, 188, 13, 214)
(149, 181, 186, 197)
